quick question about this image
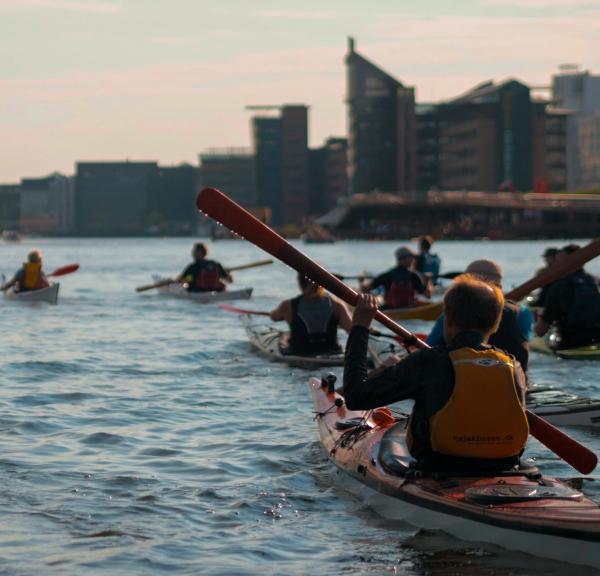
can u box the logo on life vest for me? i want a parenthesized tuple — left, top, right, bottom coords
(453, 434, 514, 444)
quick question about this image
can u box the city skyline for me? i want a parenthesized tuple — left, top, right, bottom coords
(1, 0, 599, 182)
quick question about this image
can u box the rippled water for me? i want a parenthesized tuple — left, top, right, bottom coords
(0, 237, 599, 575)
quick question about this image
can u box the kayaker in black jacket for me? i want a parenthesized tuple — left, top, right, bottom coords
(270, 274, 352, 356)
(344, 277, 528, 472)
(178, 243, 232, 293)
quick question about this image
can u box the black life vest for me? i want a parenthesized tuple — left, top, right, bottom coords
(566, 272, 600, 336)
(288, 295, 340, 355)
(385, 268, 416, 308)
(489, 302, 529, 372)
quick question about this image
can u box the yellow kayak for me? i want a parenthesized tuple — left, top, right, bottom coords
(385, 301, 442, 321)
(531, 336, 600, 360)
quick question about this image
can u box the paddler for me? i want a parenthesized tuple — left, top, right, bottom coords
(426, 259, 533, 371)
(530, 247, 559, 308)
(535, 244, 600, 348)
(270, 274, 352, 356)
(344, 277, 528, 472)
(415, 235, 441, 285)
(1, 250, 50, 293)
(362, 247, 432, 309)
(177, 243, 232, 293)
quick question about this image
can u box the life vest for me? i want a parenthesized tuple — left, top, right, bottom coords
(489, 303, 529, 372)
(417, 253, 441, 281)
(288, 295, 340, 355)
(566, 272, 600, 334)
(385, 268, 416, 308)
(428, 348, 529, 460)
(22, 262, 44, 291)
(194, 260, 225, 292)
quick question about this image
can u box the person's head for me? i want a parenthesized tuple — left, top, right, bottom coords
(27, 250, 42, 264)
(543, 247, 559, 265)
(297, 274, 325, 298)
(419, 235, 433, 253)
(395, 246, 415, 267)
(464, 259, 503, 288)
(192, 243, 208, 260)
(443, 275, 504, 344)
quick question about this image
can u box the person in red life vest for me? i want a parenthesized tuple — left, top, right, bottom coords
(344, 277, 528, 473)
(178, 243, 232, 293)
(1, 250, 50, 293)
(270, 274, 353, 356)
(362, 246, 432, 309)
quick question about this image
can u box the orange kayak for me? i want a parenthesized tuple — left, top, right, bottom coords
(310, 376, 600, 568)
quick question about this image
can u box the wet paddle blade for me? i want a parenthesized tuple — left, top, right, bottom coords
(219, 304, 270, 316)
(49, 263, 79, 277)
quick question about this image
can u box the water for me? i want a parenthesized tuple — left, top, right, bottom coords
(0, 237, 599, 576)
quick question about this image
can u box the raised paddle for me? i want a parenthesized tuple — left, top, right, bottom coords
(135, 259, 273, 292)
(219, 303, 270, 317)
(48, 263, 79, 277)
(196, 187, 597, 475)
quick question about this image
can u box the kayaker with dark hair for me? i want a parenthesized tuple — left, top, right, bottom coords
(415, 235, 441, 285)
(344, 276, 528, 472)
(362, 247, 432, 309)
(270, 274, 352, 356)
(1, 250, 50, 293)
(178, 243, 232, 293)
(427, 259, 533, 371)
(535, 244, 600, 349)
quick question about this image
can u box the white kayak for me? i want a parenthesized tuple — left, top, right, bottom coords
(4, 283, 59, 305)
(240, 314, 345, 368)
(151, 276, 252, 303)
(368, 336, 600, 427)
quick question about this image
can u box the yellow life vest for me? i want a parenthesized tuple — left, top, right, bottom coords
(429, 347, 529, 460)
(23, 262, 42, 289)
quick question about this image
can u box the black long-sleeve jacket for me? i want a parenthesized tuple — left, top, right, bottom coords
(343, 326, 527, 464)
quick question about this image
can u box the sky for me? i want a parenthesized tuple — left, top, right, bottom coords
(1, 0, 599, 182)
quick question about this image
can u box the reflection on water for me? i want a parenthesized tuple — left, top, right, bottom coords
(0, 237, 598, 575)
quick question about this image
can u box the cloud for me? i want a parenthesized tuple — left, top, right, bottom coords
(256, 9, 339, 21)
(483, 0, 594, 7)
(0, 0, 120, 13)
(148, 36, 197, 46)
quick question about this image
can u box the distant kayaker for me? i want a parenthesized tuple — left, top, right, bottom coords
(426, 259, 533, 371)
(344, 277, 528, 472)
(270, 274, 352, 356)
(535, 244, 600, 349)
(1, 250, 50, 293)
(362, 247, 432, 309)
(530, 247, 559, 308)
(178, 243, 232, 293)
(415, 235, 441, 285)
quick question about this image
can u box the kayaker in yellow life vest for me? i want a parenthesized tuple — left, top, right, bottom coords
(343, 276, 528, 472)
(270, 274, 353, 356)
(1, 250, 50, 293)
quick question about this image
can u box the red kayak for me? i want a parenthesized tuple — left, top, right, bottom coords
(310, 376, 600, 569)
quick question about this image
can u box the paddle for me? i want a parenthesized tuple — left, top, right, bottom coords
(219, 303, 270, 317)
(135, 259, 273, 292)
(334, 273, 373, 281)
(196, 187, 597, 475)
(48, 263, 79, 277)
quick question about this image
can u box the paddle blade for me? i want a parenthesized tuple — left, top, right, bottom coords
(527, 411, 597, 474)
(49, 263, 79, 277)
(219, 304, 270, 316)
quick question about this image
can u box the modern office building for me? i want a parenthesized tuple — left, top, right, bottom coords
(151, 164, 198, 234)
(308, 137, 348, 215)
(346, 37, 417, 195)
(251, 105, 309, 227)
(0, 184, 20, 232)
(75, 161, 158, 235)
(20, 173, 74, 234)
(198, 148, 257, 207)
(578, 112, 600, 189)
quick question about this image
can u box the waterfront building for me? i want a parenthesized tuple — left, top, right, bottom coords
(579, 112, 600, 189)
(346, 37, 417, 195)
(308, 137, 348, 216)
(251, 105, 309, 227)
(198, 148, 257, 207)
(0, 184, 20, 232)
(20, 173, 74, 234)
(152, 164, 198, 234)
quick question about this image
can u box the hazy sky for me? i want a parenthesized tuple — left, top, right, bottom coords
(1, 0, 598, 181)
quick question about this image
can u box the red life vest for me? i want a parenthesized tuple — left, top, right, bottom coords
(385, 271, 417, 308)
(195, 261, 225, 292)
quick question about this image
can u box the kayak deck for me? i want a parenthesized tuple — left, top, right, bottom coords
(241, 314, 345, 367)
(151, 276, 252, 303)
(310, 377, 600, 569)
(4, 283, 59, 305)
(531, 335, 600, 360)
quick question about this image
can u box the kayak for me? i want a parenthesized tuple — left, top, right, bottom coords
(368, 336, 600, 427)
(310, 376, 600, 568)
(4, 283, 59, 305)
(385, 301, 442, 321)
(240, 314, 345, 368)
(151, 276, 252, 303)
(531, 335, 600, 360)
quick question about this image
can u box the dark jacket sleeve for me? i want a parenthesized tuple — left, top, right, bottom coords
(343, 325, 430, 410)
(217, 262, 228, 278)
(541, 279, 568, 323)
(370, 271, 390, 291)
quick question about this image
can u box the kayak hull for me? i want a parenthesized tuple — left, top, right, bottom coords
(151, 276, 252, 303)
(241, 314, 345, 367)
(368, 336, 600, 427)
(310, 377, 600, 568)
(531, 336, 600, 360)
(4, 283, 59, 304)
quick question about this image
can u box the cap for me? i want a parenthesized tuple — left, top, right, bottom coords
(395, 246, 416, 259)
(465, 259, 503, 285)
(543, 247, 559, 258)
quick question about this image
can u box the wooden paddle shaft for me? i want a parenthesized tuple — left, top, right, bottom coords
(227, 259, 273, 273)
